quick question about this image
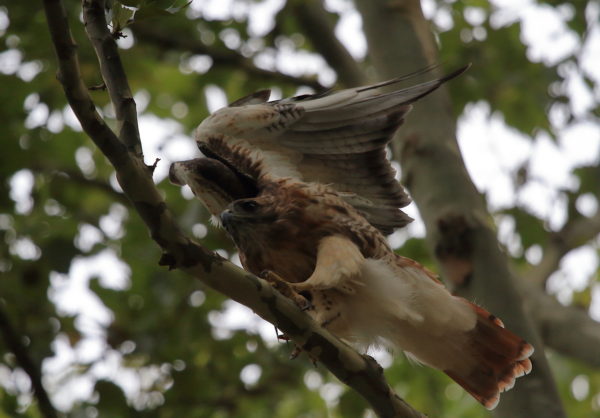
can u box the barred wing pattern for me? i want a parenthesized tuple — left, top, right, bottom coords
(194, 66, 468, 234)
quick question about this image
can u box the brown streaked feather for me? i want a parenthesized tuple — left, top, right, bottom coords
(196, 66, 469, 234)
(219, 174, 533, 410)
(228, 89, 271, 107)
(202, 134, 268, 181)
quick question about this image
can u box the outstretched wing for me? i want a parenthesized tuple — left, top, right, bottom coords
(169, 158, 258, 221)
(194, 66, 468, 234)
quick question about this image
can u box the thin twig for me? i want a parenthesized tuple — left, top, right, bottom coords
(83, 0, 143, 158)
(524, 280, 600, 368)
(43, 0, 128, 167)
(30, 161, 129, 206)
(525, 211, 600, 287)
(0, 303, 58, 418)
(132, 22, 325, 91)
(290, 0, 367, 87)
(60, 170, 129, 205)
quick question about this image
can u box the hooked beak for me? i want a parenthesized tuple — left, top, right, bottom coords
(220, 209, 234, 230)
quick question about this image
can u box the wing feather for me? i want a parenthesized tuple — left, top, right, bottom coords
(196, 65, 469, 233)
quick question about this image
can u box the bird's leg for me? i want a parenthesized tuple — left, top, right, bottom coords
(261, 271, 320, 365)
(289, 346, 302, 360)
(260, 270, 312, 311)
(291, 347, 319, 367)
(292, 235, 365, 294)
(320, 312, 341, 329)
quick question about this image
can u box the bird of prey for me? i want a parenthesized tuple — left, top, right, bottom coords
(170, 67, 534, 409)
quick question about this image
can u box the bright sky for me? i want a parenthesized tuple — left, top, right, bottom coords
(2, 0, 600, 411)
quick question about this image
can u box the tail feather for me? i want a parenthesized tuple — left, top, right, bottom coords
(445, 302, 534, 410)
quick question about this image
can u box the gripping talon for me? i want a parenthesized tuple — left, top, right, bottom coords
(320, 312, 341, 328)
(300, 298, 314, 312)
(290, 346, 302, 360)
(289, 345, 318, 366)
(261, 270, 311, 310)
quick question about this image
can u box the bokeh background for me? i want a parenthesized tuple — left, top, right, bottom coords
(1, 0, 599, 416)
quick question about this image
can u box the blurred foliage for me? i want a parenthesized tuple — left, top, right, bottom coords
(0, 0, 599, 417)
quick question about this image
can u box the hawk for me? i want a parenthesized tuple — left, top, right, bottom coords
(170, 67, 534, 409)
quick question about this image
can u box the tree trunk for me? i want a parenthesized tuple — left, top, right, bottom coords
(354, 0, 566, 416)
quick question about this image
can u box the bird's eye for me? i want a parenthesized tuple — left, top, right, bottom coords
(236, 200, 260, 213)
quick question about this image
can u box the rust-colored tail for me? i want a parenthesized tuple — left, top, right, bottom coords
(445, 303, 534, 410)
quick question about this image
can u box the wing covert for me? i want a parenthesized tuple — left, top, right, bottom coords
(195, 65, 469, 233)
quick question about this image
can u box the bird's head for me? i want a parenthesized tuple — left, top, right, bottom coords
(220, 197, 278, 241)
(221, 181, 328, 251)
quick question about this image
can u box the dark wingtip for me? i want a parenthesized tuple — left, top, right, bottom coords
(229, 89, 272, 107)
(438, 63, 472, 83)
(355, 62, 471, 93)
(393, 63, 471, 106)
(168, 162, 185, 185)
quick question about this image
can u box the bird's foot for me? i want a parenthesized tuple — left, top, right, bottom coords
(289, 345, 318, 366)
(273, 331, 315, 364)
(273, 326, 317, 365)
(289, 345, 302, 360)
(261, 270, 313, 311)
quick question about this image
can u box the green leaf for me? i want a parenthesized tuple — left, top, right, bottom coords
(502, 207, 548, 249)
(134, 5, 172, 21)
(112, 3, 135, 30)
(574, 165, 600, 196)
(117, 0, 142, 7)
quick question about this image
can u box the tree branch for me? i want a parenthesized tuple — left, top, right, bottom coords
(290, 0, 367, 86)
(0, 303, 58, 418)
(132, 22, 326, 91)
(354, 0, 566, 417)
(42, 0, 128, 168)
(524, 281, 600, 368)
(83, 0, 143, 158)
(58, 169, 129, 205)
(30, 162, 130, 206)
(526, 210, 600, 287)
(43, 1, 421, 416)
